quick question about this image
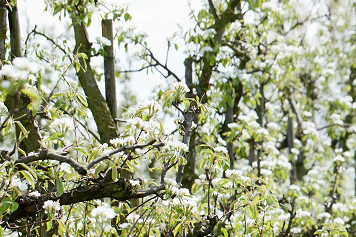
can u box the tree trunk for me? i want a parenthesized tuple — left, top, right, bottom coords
(3, 2, 41, 155)
(72, 20, 118, 144)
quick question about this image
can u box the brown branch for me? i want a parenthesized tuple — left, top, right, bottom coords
(131, 38, 181, 82)
(208, 0, 220, 21)
(131, 184, 165, 199)
(15, 140, 165, 175)
(176, 109, 194, 184)
(86, 139, 164, 170)
(25, 25, 68, 57)
(4, 178, 165, 223)
(15, 148, 87, 175)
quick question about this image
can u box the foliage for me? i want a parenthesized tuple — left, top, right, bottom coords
(0, 0, 356, 236)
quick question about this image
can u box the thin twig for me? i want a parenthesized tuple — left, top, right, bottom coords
(87, 140, 164, 169)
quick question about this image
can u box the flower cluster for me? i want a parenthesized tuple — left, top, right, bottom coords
(0, 57, 39, 80)
(110, 136, 135, 147)
(43, 200, 61, 215)
(95, 36, 112, 46)
(172, 81, 190, 93)
(50, 117, 74, 134)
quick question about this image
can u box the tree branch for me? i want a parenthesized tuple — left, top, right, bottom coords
(15, 148, 87, 175)
(208, 0, 220, 21)
(15, 140, 165, 175)
(4, 178, 165, 223)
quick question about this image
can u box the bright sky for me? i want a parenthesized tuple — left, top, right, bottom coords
(18, 0, 201, 101)
(116, 0, 198, 101)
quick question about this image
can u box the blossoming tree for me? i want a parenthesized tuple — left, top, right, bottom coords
(1, 0, 356, 236)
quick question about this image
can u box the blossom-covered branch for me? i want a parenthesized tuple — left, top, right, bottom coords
(15, 140, 165, 175)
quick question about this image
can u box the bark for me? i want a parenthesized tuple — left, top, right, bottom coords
(288, 116, 297, 183)
(226, 103, 234, 168)
(5, 93, 42, 153)
(72, 20, 117, 144)
(0, 0, 7, 63)
(176, 110, 194, 185)
(197, 0, 241, 102)
(3, 2, 41, 154)
(180, 58, 197, 191)
(8, 1, 20, 60)
(185, 57, 194, 98)
(102, 19, 117, 121)
(4, 178, 165, 223)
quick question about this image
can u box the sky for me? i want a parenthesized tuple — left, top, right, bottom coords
(17, 0, 201, 102)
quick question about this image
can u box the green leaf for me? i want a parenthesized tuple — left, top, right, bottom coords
(46, 220, 52, 231)
(20, 170, 35, 188)
(15, 121, 28, 136)
(124, 12, 132, 22)
(173, 223, 182, 237)
(58, 220, 66, 235)
(269, 194, 278, 205)
(76, 93, 88, 107)
(0, 196, 11, 215)
(56, 178, 64, 197)
(221, 228, 228, 237)
(112, 166, 118, 181)
(10, 201, 19, 213)
(17, 163, 37, 181)
(248, 203, 257, 220)
(21, 88, 40, 104)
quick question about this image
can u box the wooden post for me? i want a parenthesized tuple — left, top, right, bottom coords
(102, 19, 117, 121)
(0, 0, 7, 63)
(184, 57, 193, 98)
(8, 0, 21, 59)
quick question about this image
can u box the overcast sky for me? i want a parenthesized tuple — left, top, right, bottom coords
(17, 0, 201, 101)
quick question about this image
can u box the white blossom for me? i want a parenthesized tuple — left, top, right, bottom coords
(59, 162, 72, 173)
(96, 36, 112, 46)
(110, 136, 135, 147)
(307, 169, 318, 177)
(217, 193, 231, 202)
(165, 178, 177, 186)
(129, 180, 141, 187)
(214, 146, 228, 153)
(225, 169, 242, 178)
(260, 169, 272, 176)
(50, 117, 74, 133)
(317, 212, 331, 220)
(291, 148, 300, 155)
(40, 85, 51, 94)
(172, 81, 190, 93)
(11, 178, 28, 195)
(29, 191, 41, 197)
(333, 155, 345, 163)
(303, 111, 313, 117)
(238, 110, 259, 123)
(289, 185, 301, 192)
(0, 58, 39, 80)
(290, 227, 302, 234)
(330, 113, 344, 125)
(333, 217, 345, 225)
(1, 80, 10, 88)
(279, 213, 290, 222)
(302, 121, 317, 135)
(91, 203, 116, 219)
(170, 187, 190, 196)
(200, 46, 214, 54)
(296, 209, 311, 218)
(43, 200, 60, 214)
(164, 141, 189, 153)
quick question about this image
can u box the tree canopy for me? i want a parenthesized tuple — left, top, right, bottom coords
(1, 0, 356, 236)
